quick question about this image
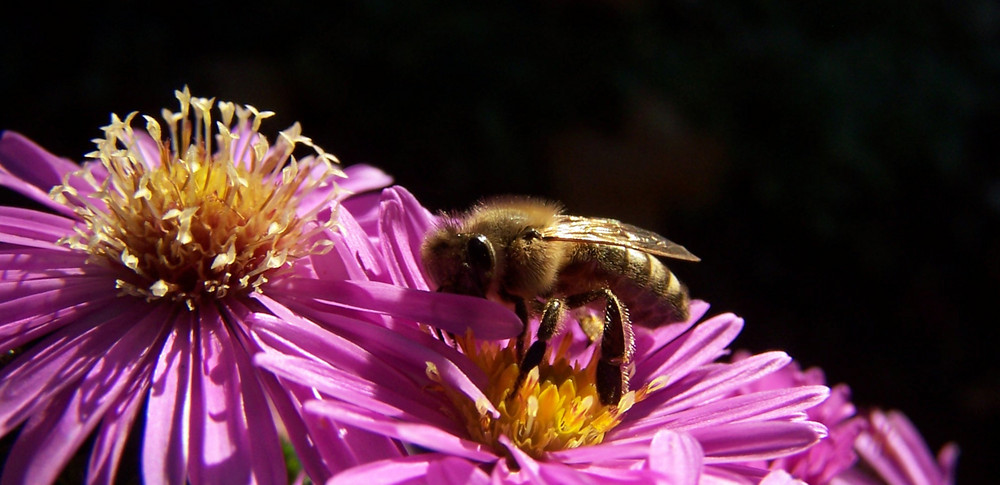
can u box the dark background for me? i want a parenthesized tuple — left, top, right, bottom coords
(2, 2, 997, 482)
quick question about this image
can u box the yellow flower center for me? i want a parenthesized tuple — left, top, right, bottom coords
(433, 331, 658, 460)
(51, 87, 344, 309)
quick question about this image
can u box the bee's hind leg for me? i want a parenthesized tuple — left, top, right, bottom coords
(565, 289, 634, 406)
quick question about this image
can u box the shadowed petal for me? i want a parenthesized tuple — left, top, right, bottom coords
(187, 306, 284, 485)
(498, 435, 545, 484)
(143, 311, 194, 485)
(0, 302, 169, 485)
(0, 302, 150, 435)
(0, 282, 116, 353)
(86, 369, 151, 485)
(0, 247, 90, 275)
(0, 206, 77, 241)
(301, 399, 406, 473)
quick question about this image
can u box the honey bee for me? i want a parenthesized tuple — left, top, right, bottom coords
(421, 196, 699, 405)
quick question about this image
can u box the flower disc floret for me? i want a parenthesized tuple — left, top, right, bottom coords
(431, 332, 657, 460)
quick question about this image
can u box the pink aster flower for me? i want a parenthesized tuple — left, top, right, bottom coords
(0, 88, 520, 485)
(253, 186, 832, 484)
(830, 409, 958, 485)
(729, 353, 865, 483)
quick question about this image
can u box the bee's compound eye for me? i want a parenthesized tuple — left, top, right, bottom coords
(466, 234, 495, 271)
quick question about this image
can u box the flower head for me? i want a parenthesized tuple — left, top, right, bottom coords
(832, 409, 958, 485)
(253, 186, 832, 484)
(728, 353, 865, 483)
(0, 88, 518, 484)
(51, 89, 341, 308)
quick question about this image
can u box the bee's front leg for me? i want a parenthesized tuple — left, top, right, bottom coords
(512, 298, 530, 360)
(507, 298, 566, 401)
(506, 289, 633, 406)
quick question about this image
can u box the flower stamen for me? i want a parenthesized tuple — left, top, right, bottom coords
(51, 86, 344, 309)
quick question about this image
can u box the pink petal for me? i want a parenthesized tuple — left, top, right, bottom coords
(340, 190, 383, 235)
(252, 370, 332, 483)
(567, 465, 673, 485)
(547, 441, 652, 464)
(624, 351, 793, 430)
(329, 206, 386, 280)
(0, 283, 117, 353)
(300, 399, 405, 473)
(222, 312, 289, 485)
(328, 454, 489, 485)
(378, 186, 437, 265)
(534, 463, 603, 485)
(632, 299, 710, 362)
(883, 410, 949, 484)
(0, 301, 150, 435)
(425, 455, 493, 485)
(0, 302, 168, 485)
(219, 305, 333, 484)
(253, 295, 497, 416)
(187, 306, 285, 485)
(86, 370, 151, 485)
(632, 312, 744, 388)
(498, 435, 545, 484)
(937, 442, 960, 484)
(249, 308, 461, 406)
(340, 164, 394, 196)
(624, 386, 829, 439)
(700, 464, 769, 484)
(267, 278, 522, 339)
(691, 420, 827, 462)
(378, 198, 431, 290)
(143, 311, 194, 485)
(649, 429, 704, 485)
(0, 131, 80, 216)
(760, 470, 807, 485)
(305, 400, 497, 463)
(254, 350, 461, 434)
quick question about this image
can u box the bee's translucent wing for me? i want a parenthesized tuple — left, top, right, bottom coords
(543, 215, 700, 261)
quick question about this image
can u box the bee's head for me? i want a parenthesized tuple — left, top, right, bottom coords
(421, 225, 497, 298)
